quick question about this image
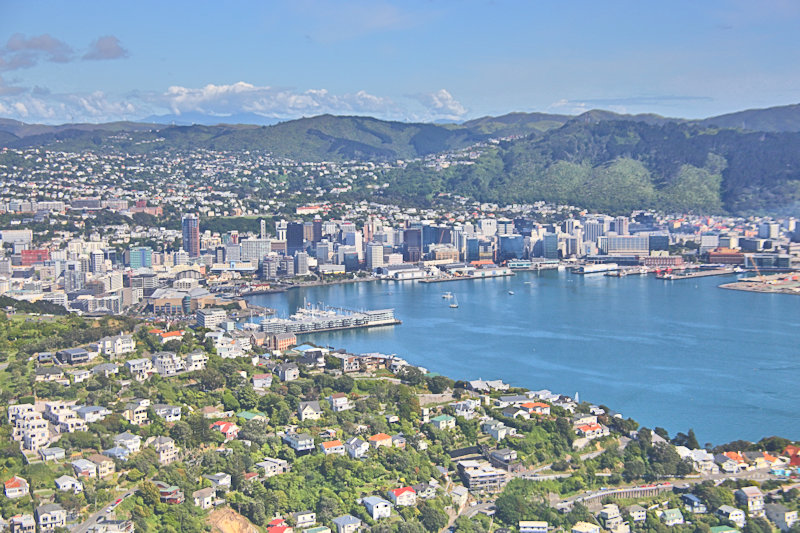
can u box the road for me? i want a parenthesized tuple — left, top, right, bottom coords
(73, 490, 136, 533)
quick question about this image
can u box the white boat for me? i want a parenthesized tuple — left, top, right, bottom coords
(442, 292, 453, 299)
(449, 295, 459, 308)
(508, 290, 515, 295)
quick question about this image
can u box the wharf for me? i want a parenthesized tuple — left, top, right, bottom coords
(719, 273, 800, 295)
(656, 268, 733, 280)
(292, 319, 402, 335)
(419, 272, 515, 284)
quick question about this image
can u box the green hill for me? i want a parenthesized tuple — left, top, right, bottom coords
(376, 120, 800, 215)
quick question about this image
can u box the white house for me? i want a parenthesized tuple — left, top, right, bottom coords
(363, 496, 392, 520)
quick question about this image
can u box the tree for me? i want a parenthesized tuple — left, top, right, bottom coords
(333, 375, 355, 393)
(419, 502, 448, 532)
(139, 481, 161, 507)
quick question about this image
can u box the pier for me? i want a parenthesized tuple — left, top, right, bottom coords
(656, 268, 734, 280)
(719, 273, 800, 295)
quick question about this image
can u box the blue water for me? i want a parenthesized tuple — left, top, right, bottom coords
(246, 271, 800, 445)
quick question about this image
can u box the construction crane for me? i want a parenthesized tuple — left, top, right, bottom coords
(746, 254, 765, 282)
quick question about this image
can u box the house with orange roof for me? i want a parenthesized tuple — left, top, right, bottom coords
(784, 445, 800, 466)
(368, 433, 392, 448)
(576, 423, 608, 440)
(319, 439, 345, 456)
(159, 330, 185, 343)
(4, 476, 29, 499)
(209, 421, 239, 442)
(520, 402, 550, 416)
(387, 486, 416, 506)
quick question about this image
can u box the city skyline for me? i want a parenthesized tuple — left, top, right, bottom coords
(1, 1, 800, 124)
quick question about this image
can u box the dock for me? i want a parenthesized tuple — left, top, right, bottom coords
(656, 268, 734, 280)
(719, 273, 800, 295)
(419, 272, 515, 284)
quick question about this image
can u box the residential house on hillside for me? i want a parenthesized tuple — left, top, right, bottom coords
(283, 432, 314, 453)
(387, 487, 416, 506)
(332, 515, 362, 533)
(327, 393, 351, 412)
(192, 487, 215, 510)
(35, 503, 66, 533)
(98, 334, 136, 357)
(253, 373, 273, 390)
(363, 496, 392, 520)
(345, 437, 369, 459)
(4, 476, 29, 498)
(210, 421, 240, 442)
(122, 399, 150, 426)
(716, 505, 746, 528)
(736, 486, 765, 517)
(320, 440, 345, 456)
(431, 414, 456, 430)
(152, 404, 182, 422)
(298, 401, 323, 421)
(276, 363, 300, 381)
(146, 436, 180, 465)
(113, 432, 141, 453)
(368, 433, 392, 448)
(256, 457, 290, 478)
(54, 475, 83, 494)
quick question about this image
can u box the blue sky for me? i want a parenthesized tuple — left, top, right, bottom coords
(1, 0, 799, 124)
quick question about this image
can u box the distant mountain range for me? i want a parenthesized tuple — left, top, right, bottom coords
(1, 103, 800, 215)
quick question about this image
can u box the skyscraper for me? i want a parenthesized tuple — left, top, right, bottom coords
(182, 214, 200, 257)
(286, 221, 305, 256)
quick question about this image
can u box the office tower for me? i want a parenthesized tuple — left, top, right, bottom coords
(241, 239, 271, 263)
(366, 242, 385, 270)
(496, 218, 514, 236)
(303, 222, 315, 242)
(129, 246, 153, 269)
(312, 219, 323, 243)
(583, 220, 604, 244)
(90, 249, 105, 274)
(260, 219, 267, 239)
(275, 219, 287, 241)
(182, 214, 200, 257)
(173, 250, 189, 265)
(344, 231, 364, 260)
(287, 221, 305, 256)
(614, 216, 629, 236)
(478, 218, 497, 237)
(224, 244, 241, 262)
(315, 240, 331, 265)
(294, 252, 309, 276)
(543, 233, 560, 259)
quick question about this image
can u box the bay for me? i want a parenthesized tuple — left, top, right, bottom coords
(245, 270, 799, 445)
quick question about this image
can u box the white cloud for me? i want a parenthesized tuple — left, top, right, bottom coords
(411, 89, 467, 120)
(160, 82, 397, 118)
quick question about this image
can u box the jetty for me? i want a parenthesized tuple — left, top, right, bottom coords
(719, 273, 800, 295)
(656, 268, 734, 280)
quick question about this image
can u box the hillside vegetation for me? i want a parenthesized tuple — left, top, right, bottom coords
(376, 120, 800, 215)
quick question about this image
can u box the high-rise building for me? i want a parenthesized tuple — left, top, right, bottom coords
(366, 242, 385, 270)
(287, 221, 305, 256)
(260, 219, 267, 239)
(294, 252, 310, 276)
(315, 240, 331, 265)
(241, 239, 271, 263)
(224, 244, 241, 262)
(90, 249, 105, 274)
(129, 246, 153, 269)
(543, 233, 560, 259)
(182, 214, 200, 257)
(614, 216, 629, 236)
(173, 250, 189, 265)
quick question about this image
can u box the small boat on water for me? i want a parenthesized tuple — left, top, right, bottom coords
(449, 295, 459, 308)
(508, 290, 515, 295)
(442, 291, 453, 299)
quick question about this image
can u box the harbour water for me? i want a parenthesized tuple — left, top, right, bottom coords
(246, 270, 800, 445)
